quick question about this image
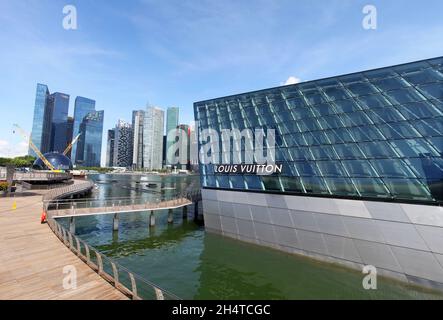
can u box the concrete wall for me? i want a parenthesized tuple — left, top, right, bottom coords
(202, 189, 443, 291)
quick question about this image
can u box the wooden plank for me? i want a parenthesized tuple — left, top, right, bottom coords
(0, 195, 127, 300)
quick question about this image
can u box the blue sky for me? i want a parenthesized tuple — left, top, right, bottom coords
(0, 0, 442, 163)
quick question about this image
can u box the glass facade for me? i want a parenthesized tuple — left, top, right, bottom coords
(77, 111, 104, 167)
(29, 84, 51, 156)
(49, 92, 70, 153)
(72, 96, 96, 164)
(143, 107, 164, 170)
(194, 57, 443, 204)
(166, 107, 179, 166)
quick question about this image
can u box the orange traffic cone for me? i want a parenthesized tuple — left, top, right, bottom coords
(40, 211, 47, 224)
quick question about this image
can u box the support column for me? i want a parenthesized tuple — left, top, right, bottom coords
(69, 216, 75, 234)
(183, 206, 188, 219)
(149, 210, 155, 227)
(168, 209, 173, 224)
(113, 213, 119, 231)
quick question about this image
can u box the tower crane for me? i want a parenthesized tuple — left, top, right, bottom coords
(63, 133, 81, 156)
(12, 124, 56, 171)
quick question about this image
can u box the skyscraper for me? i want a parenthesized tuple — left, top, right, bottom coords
(29, 83, 52, 156)
(132, 110, 145, 169)
(166, 107, 179, 166)
(143, 107, 164, 170)
(76, 111, 104, 167)
(176, 124, 191, 170)
(106, 129, 115, 167)
(49, 92, 70, 153)
(113, 120, 133, 168)
(72, 96, 96, 164)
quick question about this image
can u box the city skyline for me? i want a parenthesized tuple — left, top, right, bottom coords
(2, 0, 443, 160)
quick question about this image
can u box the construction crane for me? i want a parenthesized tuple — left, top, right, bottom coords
(63, 133, 81, 156)
(13, 124, 56, 171)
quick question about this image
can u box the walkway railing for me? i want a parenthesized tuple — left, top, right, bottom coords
(42, 181, 94, 202)
(44, 189, 202, 215)
(47, 218, 180, 300)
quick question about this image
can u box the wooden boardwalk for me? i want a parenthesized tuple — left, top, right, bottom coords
(0, 194, 127, 300)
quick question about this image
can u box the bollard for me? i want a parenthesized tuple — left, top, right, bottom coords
(113, 212, 119, 231)
(168, 209, 173, 224)
(149, 210, 155, 227)
(69, 216, 76, 234)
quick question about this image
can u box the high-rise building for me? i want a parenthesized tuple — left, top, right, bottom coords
(132, 110, 145, 169)
(49, 92, 70, 153)
(29, 83, 52, 156)
(65, 116, 74, 158)
(166, 107, 179, 166)
(143, 107, 164, 170)
(195, 56, 443, 289)
(106, 129, 115, 167)
(113, 120, 133, 168)
(76, 111, 104, 167)
(176, 124, 191, 170)
(72, 97, 96, 164)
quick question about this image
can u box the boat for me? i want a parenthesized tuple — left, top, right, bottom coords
(147, 183, 158, 188)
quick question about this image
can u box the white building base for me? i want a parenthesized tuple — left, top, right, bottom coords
(202, 188, 443, 291)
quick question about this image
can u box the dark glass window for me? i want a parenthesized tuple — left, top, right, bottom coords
(317, 161, 347, 177)
(397, 101, 442, 120)
(245, 175, 263, 190)
(333, 143, 365, 159)
(389, 138, 439, 157)
(370, 159, 416, 178)
(280, 177, 304, 193)
(357, 94, 391, 109)
(301, 176, 329, 194)
(333, 99, 362, 113)
(358, 141, 397, 158)
(262, 176, 282, 191)
(382, 178, 432, 201)
(352, 178, 389, 197)
(324, 178, 358, 195)
(323, 87, 351, 101)
(346, 82, 378, 96)
(366, 107, 405, 124)
(403, 68, 443, 85)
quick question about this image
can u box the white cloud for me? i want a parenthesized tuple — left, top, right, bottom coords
(0, 140, 28, 158)
(282, 76, 301, 86)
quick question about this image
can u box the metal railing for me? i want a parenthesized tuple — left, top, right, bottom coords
(0, 171, 72, 181)
(42, 181, 94, 202)
(47, 218, 180, 300)
(44, 189, 202, 216)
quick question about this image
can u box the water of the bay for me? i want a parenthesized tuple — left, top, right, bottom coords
(60, 174, 443, 300)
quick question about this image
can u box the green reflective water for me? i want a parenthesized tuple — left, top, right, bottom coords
(62, 174, 443, 300)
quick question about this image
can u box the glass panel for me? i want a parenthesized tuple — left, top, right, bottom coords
(262, 176, 282, 191)
(397, 101, 442, 120)
(428, 57, 443, 67)
(417, 83, 443, 100)
(341, 111, 373, 127)
(403, 68, 443, 85)
(216, 176, 230, 188)
(342, 160, 378, 177)
(370, 159, 416, 178)
(358, 141, 397, 158)
(280, 176, 304, 192)
(230, 176, 246, 189)
(384, 87, 425, 105)
(286, 97, 307, 109)
(311, 103, 336, 116)
(346, 82, 378, 96)
(323, 87, 351, 101)
(382, 178, 433, 201)
(357, 94, 391, 109)
(324, 178, 358, 195)
(289, 147, 313, 160)
(295, 161, 321, 176)
(301, 176, 329, 194)
(427, 137, 443, 155)
(316, 161, 347, 177)
(324, 128, 355, 143)
(304, 93, 326, 106)
(347, 125, 384, 142)
(333, 143, 365, 159)
(412, 118, 443, 136)
(317, 115, 344, 129)
(389, 138, 440, 157)
(366, 107, 405, 124)
(333, 99, 362, 113)
(291, 107, 314, 120)
(364, 68, 398, 80)
(394, 62, 430, 74)
(377, 122, 421, 139)
(205, 175, 216, 187)
(352, 178, 389, 197)
(372, 77, 410, 91)
(244, 175, 263, 190)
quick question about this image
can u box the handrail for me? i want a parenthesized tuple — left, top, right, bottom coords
(47, 218, 180, 300)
